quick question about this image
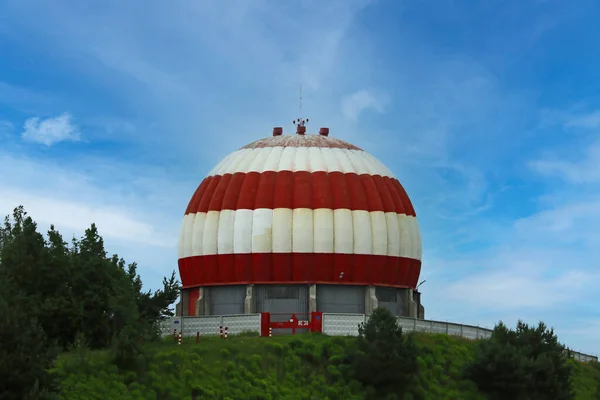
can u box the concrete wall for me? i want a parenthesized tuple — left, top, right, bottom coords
(177, 284, 425, 319)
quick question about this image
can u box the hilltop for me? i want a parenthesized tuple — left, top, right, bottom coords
(53, 332, 600, 400)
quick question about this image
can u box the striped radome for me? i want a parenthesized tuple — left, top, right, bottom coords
(178, 133, 422, 289)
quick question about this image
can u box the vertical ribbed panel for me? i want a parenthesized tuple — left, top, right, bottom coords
(178, 134, 423, 289)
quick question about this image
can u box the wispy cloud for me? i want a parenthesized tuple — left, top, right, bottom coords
(530, 146, 600, 184)
(0, 149, 189, 288)
(445, 266, 594, 310)
(340, 89, 389, 123)
(564, 110, 600, 129)
(531, 109, 600, 183)
(21, 113, 80, 146)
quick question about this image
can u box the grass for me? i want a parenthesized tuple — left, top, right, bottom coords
(51, 332, 600, 400)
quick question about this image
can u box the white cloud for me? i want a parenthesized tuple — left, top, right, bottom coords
(340, 89, 388, 123)
(0, 187, 172, 248)
(0, 1, 383, 159)
(530, 139, 600, 185)
(530, 108, 600, 183)
(0, 151, 187, 285)
(21, 113, 80, 146)
(513, 199, 600, 246)
(444, 265, 595, 310)
(565, 110, 600, 129)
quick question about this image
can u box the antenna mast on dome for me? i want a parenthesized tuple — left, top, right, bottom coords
(300, 84, 302, 115)
(293, 84, 309, 129)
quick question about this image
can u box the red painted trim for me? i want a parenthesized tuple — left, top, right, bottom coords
(184, 171, 417, 216)
(260, 312, 271, 337)
(178, 253, 421, 289)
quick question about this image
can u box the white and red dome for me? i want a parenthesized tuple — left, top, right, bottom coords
(177, 130, 422, 289)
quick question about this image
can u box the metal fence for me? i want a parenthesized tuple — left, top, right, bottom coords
(161, 313, 598, 363)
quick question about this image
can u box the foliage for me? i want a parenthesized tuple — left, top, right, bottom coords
(571, 361, 600, 400)
(0, 206, 180, 398)
(50, 331, 600, 399)
(0, 276, 59, 399)
(465, 320, 575, 400)
(351, 307, 418, 399)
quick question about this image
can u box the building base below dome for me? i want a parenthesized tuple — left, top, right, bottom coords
(175, 284, 425, 320)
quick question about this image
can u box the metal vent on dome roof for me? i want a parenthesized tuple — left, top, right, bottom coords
(272, 127, 283, 136)
(293, 118, 308, 135)
(319, 127, 329, 136)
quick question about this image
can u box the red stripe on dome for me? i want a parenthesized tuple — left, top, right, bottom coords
(184, 171, 417, 216)
(312, 172, 334, 209)
(273, 170, 293, 209)
(255, 172, 277, 209)
(222, 173, 245, 209)
(178, 253, 421, 289)
(360, 175, 384, 211)
(184, 177, 210, 214)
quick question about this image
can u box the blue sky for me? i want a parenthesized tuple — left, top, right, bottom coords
(1, 0, 599, 354)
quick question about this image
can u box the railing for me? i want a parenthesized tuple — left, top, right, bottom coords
(321, 314, 597, 363)
(160, 314, 261, 338)
(160, 313, 598, 363)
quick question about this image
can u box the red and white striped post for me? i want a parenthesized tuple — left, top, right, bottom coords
(269, 327, 272, 337)
(219, 325, 223, 339)
(178, 331, 182, 345)
(173, 328, 178, 341)
(224, 327, 228, 339)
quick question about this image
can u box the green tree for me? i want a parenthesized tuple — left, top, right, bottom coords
(465, 320, 574, 400)
(67, 223, 140, 349)
(0, 205, 182, 393)
(352, 307, 418, 399)
(0, 275, 59, 399)
(0, 208, 80, 349)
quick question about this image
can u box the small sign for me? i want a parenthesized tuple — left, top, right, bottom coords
(298, 320, 309, 326)
(174, 320, 180, 324)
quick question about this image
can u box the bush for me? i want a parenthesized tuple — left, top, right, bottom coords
(465, 320, 574, 400)
(351, 307, 418, 399)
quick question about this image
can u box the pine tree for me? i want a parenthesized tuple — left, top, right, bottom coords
(352, 307, 418, 399)
(466, 320, 574, 400)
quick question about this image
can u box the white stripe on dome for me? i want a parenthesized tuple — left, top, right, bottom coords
(206, 147, 397, 177)
(178, 209, 421, 260)
(272, 208, 293, 252)
(333, 209, 353, 253)
(251, 209, 272, 252)
(313, 208, 334, 253)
